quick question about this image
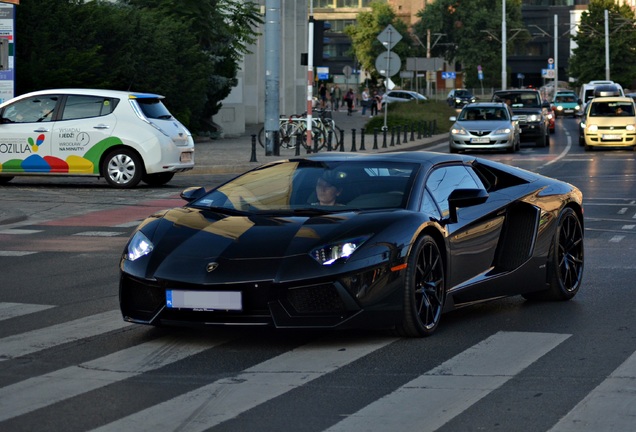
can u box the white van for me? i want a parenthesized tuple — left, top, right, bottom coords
(0, 88, 195, 188)
(579, 80, 623, 104)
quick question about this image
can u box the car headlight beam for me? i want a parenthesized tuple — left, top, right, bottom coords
(126, 231, 154, 261)
(310, 235, 370, 266)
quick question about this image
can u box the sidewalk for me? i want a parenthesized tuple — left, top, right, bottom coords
(0, 108, 448, 225)
(192, 108, 448, 174)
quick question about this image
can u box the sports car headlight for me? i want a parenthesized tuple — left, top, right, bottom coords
(126, 231, 154, 261)
(494, 127, 512, 134)
(310, 235, 370, 266)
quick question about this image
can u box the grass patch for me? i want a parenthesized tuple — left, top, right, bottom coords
(365, 100, 456, 135)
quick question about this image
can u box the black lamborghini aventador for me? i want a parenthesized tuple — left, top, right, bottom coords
(119, 151, 584, 337)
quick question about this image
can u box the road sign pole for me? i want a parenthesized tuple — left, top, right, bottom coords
(383, 28, 391, 131)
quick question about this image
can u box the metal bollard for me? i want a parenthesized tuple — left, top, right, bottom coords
(396, 125, 401, 145)
(250, 134, 258, 162)
(360, 128, 366, 151)
(403, 124, 408, 143)
(373, 128, 379, 150)
(390, 128, 395, 147)
(327, 130, 333, 151)
(350, 128, 357, 152)
(417, 121, 422, 139)
(295, 131, 301, 156)
(410, 123, 415, 141)
(382, 128, 388, 148)
(339, 129, 345, 152)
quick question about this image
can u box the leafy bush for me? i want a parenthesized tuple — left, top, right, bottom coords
(365, 100, 456, 134)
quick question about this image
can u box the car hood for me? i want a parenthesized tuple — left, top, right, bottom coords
(130, 207, 413, 283)
(455, 120, 512, 129)
(510, 107, 542, 115)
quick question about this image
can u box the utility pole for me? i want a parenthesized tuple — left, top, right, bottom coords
(502, 0, 507, 90)
(264, 0, 280, 156)
(307, 1, 314, 150)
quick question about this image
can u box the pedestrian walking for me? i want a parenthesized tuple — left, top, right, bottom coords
(344, 88, 354, 116)
(361, 87, 370, 116)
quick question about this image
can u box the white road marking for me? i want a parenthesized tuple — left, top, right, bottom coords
(325, 331, 570, 432)
(0, 310, 131, 361)
(0, 229, 42, 235)
(0, 251, 37, 256)
(0, 302, 55, 321)
(73, 231, 125, 237)
(609, 235, 625, 243)
(91, 335, 397, 432)
(0, 334, 225, 422)
(548, 350, 636, 432)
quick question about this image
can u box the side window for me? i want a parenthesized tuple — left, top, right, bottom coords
(1, 95, 59, 123)
(426, 166, 482, 218)
(61, 95, 118, 120)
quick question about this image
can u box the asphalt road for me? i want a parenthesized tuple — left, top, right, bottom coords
(1, 116, 636, 432)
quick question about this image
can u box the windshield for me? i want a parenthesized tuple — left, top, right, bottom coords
(494, 92, 541, 108)
(459, 107, 508, 121)
(589, 101, 635, 117)
(189, 160, 419, 214)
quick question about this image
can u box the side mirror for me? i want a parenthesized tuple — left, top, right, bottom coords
(180, 186, 207, 202)
(446, 188, 489, 224)
(449, 116, 457, 122)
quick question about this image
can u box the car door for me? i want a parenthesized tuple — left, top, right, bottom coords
(0, 94, 59, 173)
(425, 164, 506, 290)
(49, 94, 117, 175)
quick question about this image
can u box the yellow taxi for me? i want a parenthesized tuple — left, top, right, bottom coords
(580, 96, 636, 151)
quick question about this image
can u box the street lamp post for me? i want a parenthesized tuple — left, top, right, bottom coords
(502, 0, 506, 90)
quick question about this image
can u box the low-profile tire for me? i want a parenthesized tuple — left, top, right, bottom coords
(524, 207, 584, 301)
(102, 148, 143, 189)
(142, 172, 175, 186)
(396, 235, 446, 337)
(0, 176, 14, 184)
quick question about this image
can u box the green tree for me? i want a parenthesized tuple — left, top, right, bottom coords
(568, 0, 636, 88)
(413, 0, 527, 89)
(14, 0, 261, 133)
(344, 1, 411, 85)
(123, 0, 262, 131)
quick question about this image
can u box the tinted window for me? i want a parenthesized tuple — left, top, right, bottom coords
(2, 95, 59, 123)
(61, 95, 119, 120)
(426, 166, 482, 218)
(136, 98, 173, 120)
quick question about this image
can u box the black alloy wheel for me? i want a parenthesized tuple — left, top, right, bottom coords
(397, 235, 446, 337)
(525, 207, 584, 301)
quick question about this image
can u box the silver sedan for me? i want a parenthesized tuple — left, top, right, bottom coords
(449, 102, 520, 153)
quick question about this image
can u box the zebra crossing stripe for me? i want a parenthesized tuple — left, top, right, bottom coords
(548, 350, 636, 432)
(90, 335, 398, 432)
(0, 334, 227, 422)
(0, 310, 131, 361)
(324, 331, 571, 432)
(0, 302, 55, 321)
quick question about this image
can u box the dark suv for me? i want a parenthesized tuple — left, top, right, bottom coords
(492, 89, 551, 147)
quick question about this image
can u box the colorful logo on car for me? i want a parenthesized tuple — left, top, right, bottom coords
(0, 135, 123, 175)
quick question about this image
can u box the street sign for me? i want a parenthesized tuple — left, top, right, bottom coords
(342, 65, 352, 78)
(542, 69, 555, 78)
(441, 72, 456, 79)
(375, 51, 401, 77)
(548, 57, 554, 64)
(376, 24, 402, 51)
(317, 67, 329, 80)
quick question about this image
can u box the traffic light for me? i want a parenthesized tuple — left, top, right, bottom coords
(301, 20, 331, 67)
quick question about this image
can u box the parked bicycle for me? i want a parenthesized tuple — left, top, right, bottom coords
(257, 110, 342, 151)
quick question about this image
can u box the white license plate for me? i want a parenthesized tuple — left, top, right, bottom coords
(180, 152, 193, 163)
(470, 137, 490, 143)
(602, 134, 622, 140)
(166, 290, 242, 311)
